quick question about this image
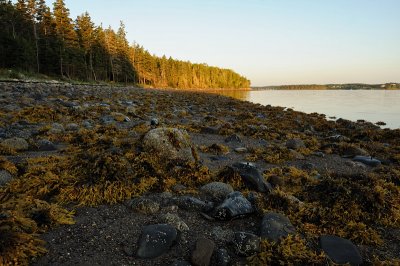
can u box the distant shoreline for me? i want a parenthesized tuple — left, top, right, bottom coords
(251, 83, 400, 90)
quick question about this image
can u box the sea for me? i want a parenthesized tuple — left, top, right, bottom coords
(213, 90, 400, 129)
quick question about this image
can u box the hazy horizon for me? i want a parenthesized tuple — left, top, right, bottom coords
(45, 0, 399, 86)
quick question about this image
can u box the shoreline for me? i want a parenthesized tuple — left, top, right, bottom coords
(0, 82, 399, 265)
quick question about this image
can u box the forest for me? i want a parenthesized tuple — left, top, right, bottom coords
(0, 0, 250, 89)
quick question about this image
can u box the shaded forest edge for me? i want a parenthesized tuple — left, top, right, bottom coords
(253, 83, 400, 90)
(0, 0, 250, 89)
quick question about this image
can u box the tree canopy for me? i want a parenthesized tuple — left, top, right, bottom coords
(0, 0, 250, 88)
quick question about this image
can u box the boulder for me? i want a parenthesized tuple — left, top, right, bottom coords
(232, 232, 260, 257)
(1, 137, 29, 151)
(143, 128, 196, 166)
(200, 182, 234, 201)
(136, 224, 177, 259)
(212, 191, 254, 220)
(320, 235, 362, 265)
(191, 238, 215, 266)
(231, 162, 270, 193)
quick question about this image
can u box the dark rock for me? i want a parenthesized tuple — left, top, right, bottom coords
(37, 139, 57, 151)
(191, 238, 215, 266)
(232, 232, 260, 257)
(286, 138, 305, 150)
(176, 196, 214, 212)
(302, 162, 316, 171)
(212, 191, 254, 220)
(200, 182, 234, 201)
(224, 134, 242, 143)
(150, 118, 159, 126)
(312, 151, 325, 158)
(201, 126, 220, 134)
(0, 170, 13, 186)
(48, 123, 64, 134)
(231, 162, 270, 192)
(269, 175, 283, 187)
(260, 212, 296, 242)
(215, 248, 231, 266)
(209, 155, 229, 161)
(353, 156, 381, 167)
(100, 115, 116, 125)
(320, 235, 362, 265)
(169, 260, 192, 266)
(136, 224, 177, 259)
(211, 226, 234, 243)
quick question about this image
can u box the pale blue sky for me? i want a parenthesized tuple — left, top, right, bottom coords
(49, 0, 400, 86)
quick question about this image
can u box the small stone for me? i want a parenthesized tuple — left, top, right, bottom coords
(353, 156, 381, 167)
(111, 112, 130, 122)
(200, 182, 234, 201)
(320, 235, 362, 265)
(260, 212, 296, 242)
(37, 139, 57, 151)
(1, 137, 29, 151)
(150, 118, 159, 126)
(215, 248, 231, 266)
(136, 224, 177, 259)
(232, 232, 260, 257)
(286, 138, 305, 150)
(0, 170, 13, 186)
(312, 151, 325, 158)
(48, 123, 64, 134)
(212, 191, 254, 220)
(125, 197, 160, 214)
(162, 213, 189, 232)
(65, 123, 79, 131)
(234, 147, 247, 153)
(191, 238, 215, 266)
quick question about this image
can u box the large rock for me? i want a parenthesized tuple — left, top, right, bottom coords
(191, 238, 215, 266)
(260, 212, 296, 242)
(320, 235, 362, 265)
(353, 156, 381, 167)
(143, 128, 196, 166)
(200, 182, 234, 201)
(231, 162, 271, 193)
(136, 224, 177, 258)
(1, 137, 29, 151)
(212, 191, 254, 220)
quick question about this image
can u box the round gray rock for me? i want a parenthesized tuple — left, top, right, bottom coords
(0, 170, 13, 186)
(136, 224, 177, 259)
(1, 137, 29, 151)
(232, 232, 260, 257)
(200, 182, 233, 201)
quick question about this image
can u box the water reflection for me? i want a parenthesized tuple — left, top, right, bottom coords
(211, 89, 400, 129)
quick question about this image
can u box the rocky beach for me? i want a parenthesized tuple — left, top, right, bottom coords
(0, 82, 399, 265)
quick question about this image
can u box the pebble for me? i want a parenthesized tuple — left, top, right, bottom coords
(212, 191, 254, 220)
(260, 212, 296, 242)
(136, 224, 177, 259)
(352, 156, 381, 167)
(320, 235, 362, 265)
(232, 232, 260, 257)
(191, 238, 215, 266)
(234, 147, 247, 153)
(200, 182, 234, 201)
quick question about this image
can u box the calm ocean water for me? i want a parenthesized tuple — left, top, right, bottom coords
(213, 90, 400, 129)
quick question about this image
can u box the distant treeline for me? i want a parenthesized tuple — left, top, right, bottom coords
(253, 83, 400, 90)
(0, 0, 250, 89)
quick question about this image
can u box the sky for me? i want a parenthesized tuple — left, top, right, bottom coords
(47, 0, 400, 86)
